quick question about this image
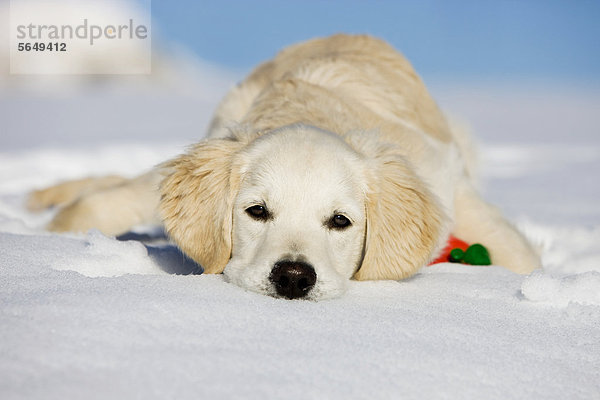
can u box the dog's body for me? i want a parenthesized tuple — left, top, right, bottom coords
(30, 35, 541, 300)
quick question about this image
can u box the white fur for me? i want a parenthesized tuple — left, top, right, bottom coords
(224, 126, 368, 300)
(30, 34, 542, 300)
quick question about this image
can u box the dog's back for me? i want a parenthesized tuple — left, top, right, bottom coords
(209, 34, 452, 144)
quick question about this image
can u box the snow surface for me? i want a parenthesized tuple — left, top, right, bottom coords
(2, 66, 600, 398)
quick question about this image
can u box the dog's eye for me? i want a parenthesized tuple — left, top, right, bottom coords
(245, 205, 270, 220)
(328, 214, 352, 230)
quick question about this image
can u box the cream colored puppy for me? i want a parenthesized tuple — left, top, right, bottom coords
(29, 34, 541, 300)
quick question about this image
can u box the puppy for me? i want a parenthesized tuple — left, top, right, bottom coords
(29, 34, 541, 300)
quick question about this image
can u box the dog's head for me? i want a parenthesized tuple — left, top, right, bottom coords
(160, 125, 447, 300)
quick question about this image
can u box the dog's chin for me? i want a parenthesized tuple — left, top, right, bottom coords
(223, 259, 349, 301)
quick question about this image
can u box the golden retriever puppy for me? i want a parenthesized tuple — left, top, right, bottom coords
(29, 34, 541, 300)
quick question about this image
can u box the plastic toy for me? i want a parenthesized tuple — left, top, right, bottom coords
(429, 235, 491, 266)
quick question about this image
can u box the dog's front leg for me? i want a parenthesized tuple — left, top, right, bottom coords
(42, 171, 162, 236)
(28, 175, 129, 211)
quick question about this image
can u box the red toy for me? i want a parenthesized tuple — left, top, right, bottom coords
(429, 235, 491, 266)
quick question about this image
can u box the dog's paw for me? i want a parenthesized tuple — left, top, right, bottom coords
(27, 176, 128, 212)
(27, 185, 76, 211)
(488, 236, 542, 274)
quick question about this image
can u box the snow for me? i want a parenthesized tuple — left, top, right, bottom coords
(2, 67, 600, 399)
(522, 270, 600, 307)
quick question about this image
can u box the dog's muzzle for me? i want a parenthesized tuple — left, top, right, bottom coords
(269, 260, 316, 299)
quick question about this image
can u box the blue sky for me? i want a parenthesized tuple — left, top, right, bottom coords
(151, 1, 600, 83)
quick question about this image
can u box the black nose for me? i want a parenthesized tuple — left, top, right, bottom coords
(269, 260, 317, 299)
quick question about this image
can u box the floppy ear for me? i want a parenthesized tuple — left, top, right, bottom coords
(159, 138, 245, 273)
(353, 149, 448, 281)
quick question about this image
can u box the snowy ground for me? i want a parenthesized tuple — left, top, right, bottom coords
(1, 66, 600, 398)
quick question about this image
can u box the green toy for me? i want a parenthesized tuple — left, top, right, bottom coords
(448, 243, 491, 265)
